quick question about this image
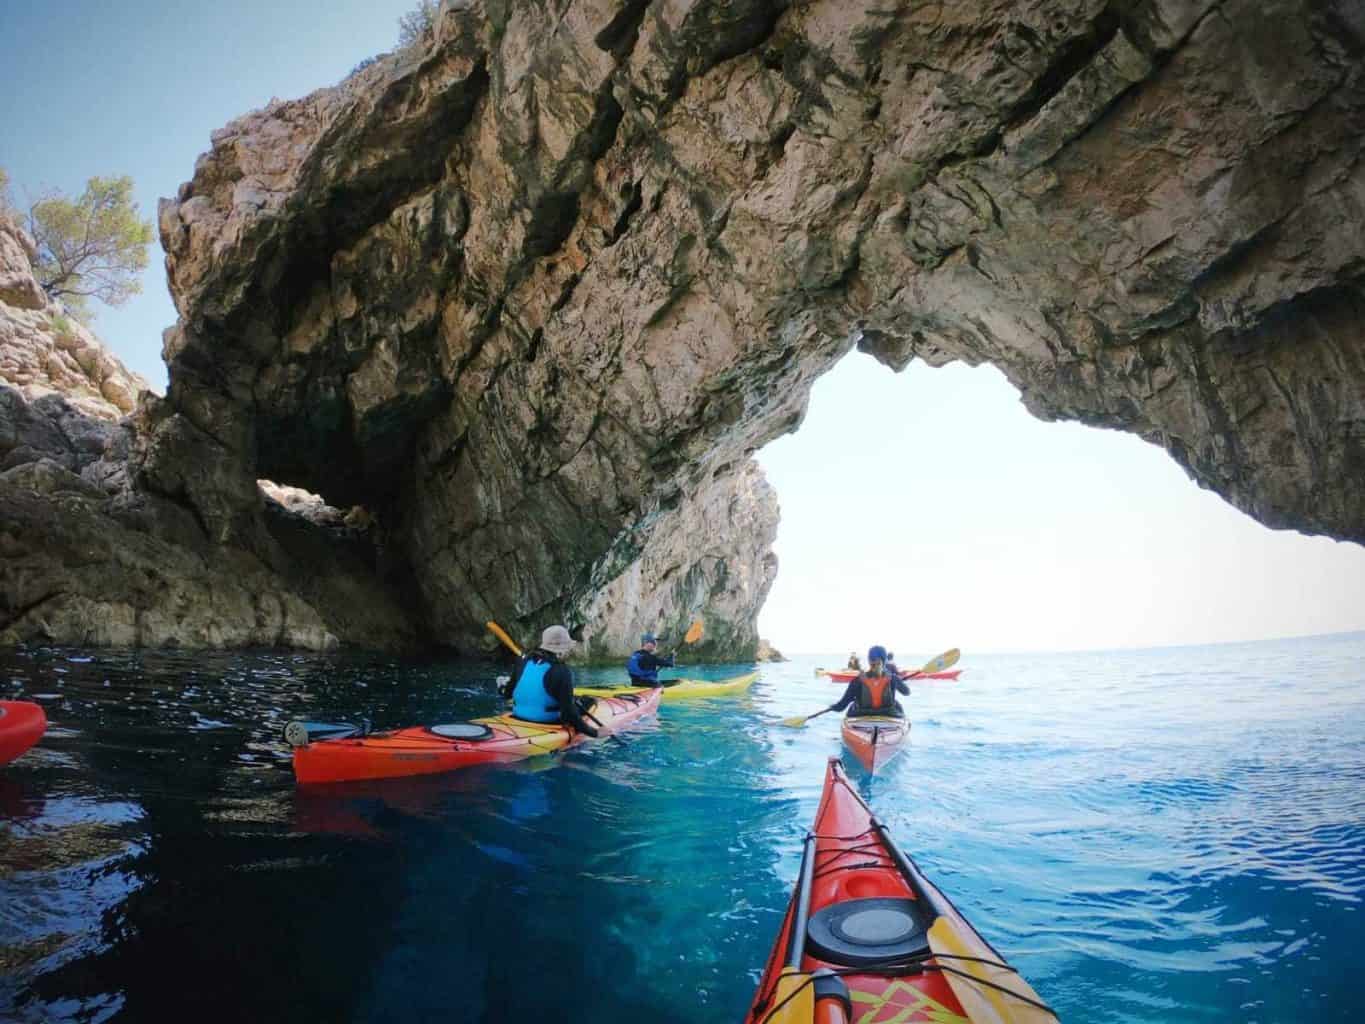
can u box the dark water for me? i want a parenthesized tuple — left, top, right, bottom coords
(2, 634, 1363, 1022)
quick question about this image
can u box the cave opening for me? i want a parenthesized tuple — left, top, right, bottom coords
(755, 354, 1365, 655)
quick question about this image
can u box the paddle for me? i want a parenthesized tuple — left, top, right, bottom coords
(813, 647, 961, 681)
(780, 648, 959, 728)
(486, 620, 524, 658)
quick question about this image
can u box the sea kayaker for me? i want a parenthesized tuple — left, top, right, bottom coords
(827, 645, 908, 718)
(885, 650, 901, 678)
(500, 625, 600, 737)
(846, 652, 862, 670)
(626, 633, 675, 687)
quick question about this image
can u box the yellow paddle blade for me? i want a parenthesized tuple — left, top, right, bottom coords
(918, 647, 960, 674)
(485, 621, 523, 657)
(780, 714, 809, 728)
(684, 619, 704, 644)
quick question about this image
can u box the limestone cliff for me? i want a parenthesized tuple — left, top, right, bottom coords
(0, 210, 418, 649)
(7, 0, 1365, 655)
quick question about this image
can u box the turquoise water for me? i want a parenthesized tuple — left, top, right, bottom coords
(1, 633, 1362, 1022)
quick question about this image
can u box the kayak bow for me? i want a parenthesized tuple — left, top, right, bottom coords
(289, 687, 661, 784)
(0, 701, 46, 766)
(747, 758, 1055, 1024)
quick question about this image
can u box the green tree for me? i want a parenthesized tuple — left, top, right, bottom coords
(27, 175, 153, 321)
(398, 0, 437, 49)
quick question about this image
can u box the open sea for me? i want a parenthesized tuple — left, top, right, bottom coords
(1, 632, 1362, 1022)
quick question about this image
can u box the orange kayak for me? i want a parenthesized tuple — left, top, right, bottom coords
(821, 668, 961, 683)
(0, 701, 46, 766)
(746, 758, 1055, 1023)
(289, 688, 660, 784)
(840, 715, 909, 774)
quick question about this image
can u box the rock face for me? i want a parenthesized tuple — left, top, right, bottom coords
(10, 0, 1365, 655)
(0, 208, 419, 650)
(0, 217, 149, 419)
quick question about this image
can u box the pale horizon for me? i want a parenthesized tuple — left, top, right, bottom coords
(756, 357, 1365, 656)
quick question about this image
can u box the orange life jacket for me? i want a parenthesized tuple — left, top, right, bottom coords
(858, 673, 894, 710)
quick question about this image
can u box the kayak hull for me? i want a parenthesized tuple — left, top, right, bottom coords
(577, 671, 757, 702)
(746, 758, 1053, 1024)
(841, 715, 909, 773)
(822, 668, 961, 683)
(0, 701, 46, 766)
(292, 688, 661, 785)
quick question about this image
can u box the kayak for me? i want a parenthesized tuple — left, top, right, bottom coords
(746, 758, 1055, 1024)
(288, 688, 661, 785)
(0, 700, 47, 766)
(841, 714, 909, 773)
(577, 671, 757, 702)
(821, 668, 962, 683)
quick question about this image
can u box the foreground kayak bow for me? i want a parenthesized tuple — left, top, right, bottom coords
(747, 758, 1055, 1023)
(288, 688, 661, 784)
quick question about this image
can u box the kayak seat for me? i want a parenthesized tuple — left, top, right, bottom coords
(805, 897, 930, 968)
(429, 723, 494, 740)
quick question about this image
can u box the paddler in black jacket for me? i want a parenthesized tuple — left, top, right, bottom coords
(499, 625, 599, 737)
(626, 632, 675, 687)
(827, 645, 908, 718)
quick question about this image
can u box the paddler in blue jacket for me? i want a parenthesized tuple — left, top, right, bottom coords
(827, 645, 908, 718)
(500, 625, 599, 737)
(626, 632, 675, 687)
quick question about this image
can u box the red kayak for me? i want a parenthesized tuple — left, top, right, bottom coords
(746, 758, 1055, 1024)
(822, 668, 962, 684)
(0, 701, 47, 766)
(289, 688, 660, 784)
(841, 715, 909, 774)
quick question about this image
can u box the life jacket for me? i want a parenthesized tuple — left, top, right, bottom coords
(626, 649, 657, 683)
(857, 673, 895, 711)
(512, 657, 560, 723)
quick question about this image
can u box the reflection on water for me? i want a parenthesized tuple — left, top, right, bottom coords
(1, 634, 1363, 1022)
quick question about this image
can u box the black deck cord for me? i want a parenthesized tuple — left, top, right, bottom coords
(786, 832, 819, 969)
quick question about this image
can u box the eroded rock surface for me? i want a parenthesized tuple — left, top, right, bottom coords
(0, 209, 418, 649)
(10, 0, 1365, 655)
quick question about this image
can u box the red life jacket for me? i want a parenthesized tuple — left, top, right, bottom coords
(858, 673, 894, 710)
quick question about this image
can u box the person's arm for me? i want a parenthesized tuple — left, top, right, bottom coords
(829, 679, 858, 712)
(549, 664, 599, 737)
(499, 656, 528, 699)
(657, 652, 676, 669)
(894, 676, 910, 696)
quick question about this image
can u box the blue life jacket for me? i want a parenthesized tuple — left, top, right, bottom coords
(626, 649, 657, 683)
(512, 658, 559, 723)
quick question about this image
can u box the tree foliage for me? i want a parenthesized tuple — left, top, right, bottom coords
(27, 175, 153, 321)
(398, 0, 438, 50)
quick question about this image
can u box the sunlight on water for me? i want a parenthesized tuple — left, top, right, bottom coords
(2, 634, 1363, 1021)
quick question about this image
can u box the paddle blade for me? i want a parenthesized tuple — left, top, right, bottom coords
(486, 621, 524, 657)
(780, 715, 809, 728)
(684, 619, 704, 644)
(917, 647, 960, 674)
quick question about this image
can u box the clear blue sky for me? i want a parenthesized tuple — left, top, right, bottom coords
(0, 0, 415, 386)
(4, 3, 1362, 654)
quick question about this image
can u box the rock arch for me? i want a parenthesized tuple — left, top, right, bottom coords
(139, 0, 1365, 654)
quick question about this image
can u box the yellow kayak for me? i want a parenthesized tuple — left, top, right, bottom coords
(578, 671, 757, 702)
